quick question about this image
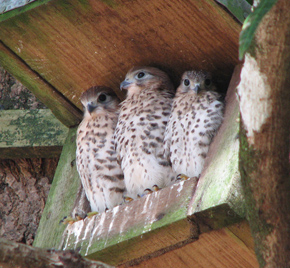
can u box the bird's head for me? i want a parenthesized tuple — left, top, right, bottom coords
(80, 86, 120, 116)
(120, 66, 174, 96)
(178, 70, 215, 95)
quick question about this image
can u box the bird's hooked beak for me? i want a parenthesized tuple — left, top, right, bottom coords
(192, 84, 201, 94)
(87, 103, 97, 114)
(120, 80, 132, 91)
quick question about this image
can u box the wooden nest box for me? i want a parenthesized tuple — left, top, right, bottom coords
(0, 0, 258, 267)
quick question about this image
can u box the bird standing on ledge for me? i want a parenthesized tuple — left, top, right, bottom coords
(76, 86, 125, 213)
(164, 70, 224, 179)
(115, 66, 176, 199)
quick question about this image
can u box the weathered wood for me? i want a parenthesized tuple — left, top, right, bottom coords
(0, 0, 240, 121)
(61, 178, 199, 266)
(0, 42, 82, 127)
(34, 65, 246, 266)
(121, 221, 258, 268)
(33, 127, 84, 248)
(0, 238, 114, 268)
(0, 109, 68, 158)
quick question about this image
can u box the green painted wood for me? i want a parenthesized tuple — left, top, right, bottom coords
(33, 127, 81, 248)
(0, 109, 68, 158)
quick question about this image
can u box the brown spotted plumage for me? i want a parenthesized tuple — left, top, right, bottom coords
(76, 86, 125, 212)
(164, 70, 224, 178)
(114, 66, 175, 199)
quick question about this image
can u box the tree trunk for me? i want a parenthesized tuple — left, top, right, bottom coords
(238, 0, 290, 266)
(0, 158, 58, 245)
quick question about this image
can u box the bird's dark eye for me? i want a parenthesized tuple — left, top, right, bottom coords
(98, 93, 107, 102)
(205, 79, 212, 86)
(137, 72, 145, 79)
(184, 79, 190, 86)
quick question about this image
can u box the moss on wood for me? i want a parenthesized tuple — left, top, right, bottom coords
(33, 127, 81, 248)
(0, 109, 68, 158)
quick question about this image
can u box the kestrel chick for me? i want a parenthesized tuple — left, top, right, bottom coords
(164, 70, 224, 178)
(76, 86, 125, 213)
(115, 66, 175, 199)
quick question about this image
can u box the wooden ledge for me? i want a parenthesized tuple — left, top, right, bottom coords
(61, 178, 199, 265)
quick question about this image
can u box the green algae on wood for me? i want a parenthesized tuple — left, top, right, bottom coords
(61, 178, 199, 266)
(0, 109, 68, 158)
(33, 127, 81, 249)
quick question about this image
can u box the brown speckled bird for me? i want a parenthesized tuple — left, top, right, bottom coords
(164, 70, 224, 179)
(114, 66, 175, 199)
(76, 86, 125, 213)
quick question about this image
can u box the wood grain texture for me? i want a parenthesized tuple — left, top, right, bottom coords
(0, 0, 240, 127)
(123, 221, 258, 268)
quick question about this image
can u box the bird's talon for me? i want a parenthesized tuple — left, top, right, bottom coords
(74, 213, 86, 221)
(124, 196, 134, 202)
(152, 185, 160, 191)
(176, 174, 190, 181)
(144, 188, 153, 194)
(86, 211, 98, 218)
(60, 216, 78, 225)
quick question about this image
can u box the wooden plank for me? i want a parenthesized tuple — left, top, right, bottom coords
(34, 66, 245, 266)
(60, 178, 199, 266)
(121, 221, 258, 268)
(33, 127, 84, 248)
(0, 0, 240, 113)
(227, 221, 256, 253)
(0, 42, 82, 127)
(0, 109, 68, 158)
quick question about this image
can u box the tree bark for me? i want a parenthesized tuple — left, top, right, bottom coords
(0, 238, 113, 268)
(0, 66, 46, 110)
(0, 158, 58, 245)
(238, 0, 290, 266)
